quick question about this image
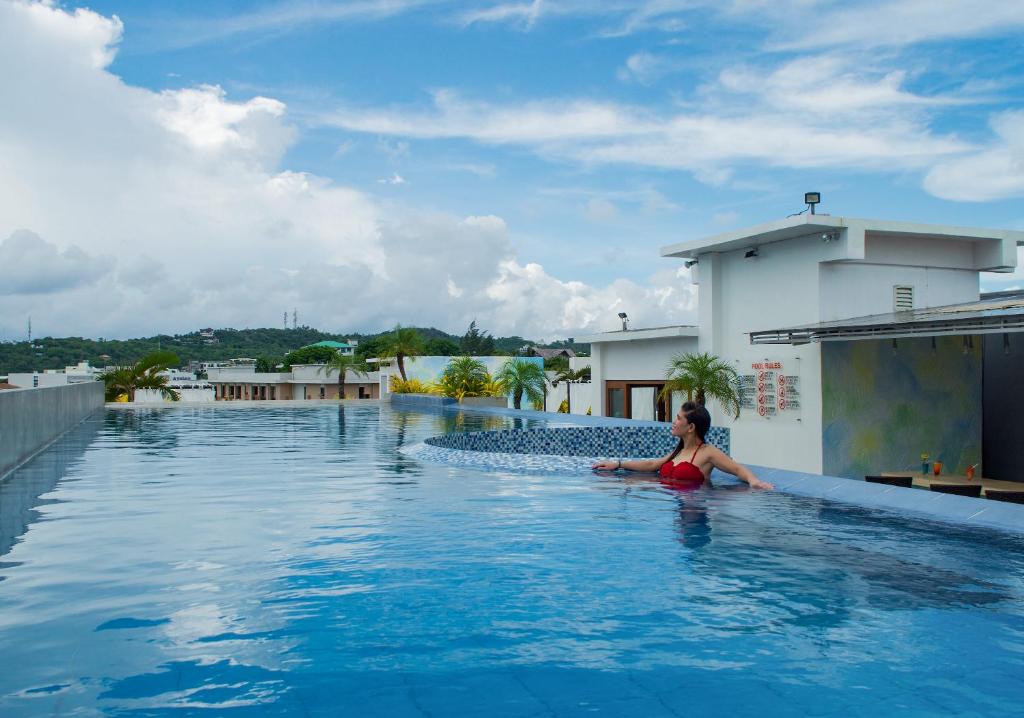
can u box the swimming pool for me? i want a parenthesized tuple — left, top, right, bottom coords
(1, 404, 1023, 716)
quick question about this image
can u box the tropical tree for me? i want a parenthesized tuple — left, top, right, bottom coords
(380, 325, 425, 382)
(100, 350, 181, 402)
(661, 351, 741, 418)
(460, 320, 496, 355)
(318, 351, 370, 399)
(551, 366, 590, 414)
(435, 356, 494, 400)
(494, 359, 546, 410)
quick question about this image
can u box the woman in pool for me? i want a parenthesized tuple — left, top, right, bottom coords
(592, 402, 774, 490)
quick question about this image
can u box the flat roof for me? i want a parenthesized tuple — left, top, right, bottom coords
(749, 296, 1024, 345)
(660, 215, 1024, 260)
(577, 325, 698, 344)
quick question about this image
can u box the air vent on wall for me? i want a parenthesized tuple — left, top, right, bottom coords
(893, 285, 914, 312)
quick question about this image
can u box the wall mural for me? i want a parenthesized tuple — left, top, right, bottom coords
(821, 336, 982, 480)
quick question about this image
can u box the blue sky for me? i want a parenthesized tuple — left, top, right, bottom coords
(1, 1, 1023, 341)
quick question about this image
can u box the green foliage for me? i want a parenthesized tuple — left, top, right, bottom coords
(460, 320, 496, 355)
(254, 356, 277, 373)
(435, 356, 502, 400)
(389, 377, 434, 394)
(318, 351, 370, 396)
(0, 325, 579, 374)
(494, 359, 545, 410)
(379, 325, 426, 381)
(100, 351, 180, 402)
(544, 355, 570, 372)
(662, 351, 742, 418)
(424, 337, 460, 356)
(282, 345, 338, 369)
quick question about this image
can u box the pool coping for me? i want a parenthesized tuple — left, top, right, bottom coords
(396, 403, 1024, 536)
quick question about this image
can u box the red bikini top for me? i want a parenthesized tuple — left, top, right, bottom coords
(659, 442, 705, 484)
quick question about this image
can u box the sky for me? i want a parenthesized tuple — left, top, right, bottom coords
(1, 0, 1023, 342)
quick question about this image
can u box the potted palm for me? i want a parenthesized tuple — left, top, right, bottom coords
(661, 352, 741, 418)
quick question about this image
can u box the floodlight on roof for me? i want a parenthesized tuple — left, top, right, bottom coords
(617, 312, 628, 331)
(805, 191, 821, 215)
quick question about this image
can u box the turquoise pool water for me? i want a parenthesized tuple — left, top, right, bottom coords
(1, 404, 1023, 716)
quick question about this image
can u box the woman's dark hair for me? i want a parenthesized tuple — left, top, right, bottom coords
(667, 401, 712, 462)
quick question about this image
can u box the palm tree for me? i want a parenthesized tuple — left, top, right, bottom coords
(380, 325, 425, 382)
(494, 359, 546, 410)
(661, 351, 741, 418)
(436, 355, 491, 400)
(318, 351, 370, 399)
(551, 367, 589, 414)
(100, 350, 181, 402)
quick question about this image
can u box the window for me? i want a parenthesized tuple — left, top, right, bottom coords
(607, 388, 625, 418)
(894, 285, 914, 311)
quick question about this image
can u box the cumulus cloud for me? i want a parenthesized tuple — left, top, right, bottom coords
(0, 1, 691, 341)
(0, 230, 109, 294)
(923, 110, 1024, 201)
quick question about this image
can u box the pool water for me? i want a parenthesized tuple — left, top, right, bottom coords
(1, 405, 1023, 717)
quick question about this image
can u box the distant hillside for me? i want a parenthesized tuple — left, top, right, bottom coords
(0, 326, 590, 373)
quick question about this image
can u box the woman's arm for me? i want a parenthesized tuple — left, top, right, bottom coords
(593, 451, 673, 473)
(707, 447, 774, 489)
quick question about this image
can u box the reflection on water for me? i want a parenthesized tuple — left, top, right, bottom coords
(0, 414, 100, 559)
(0, 404, 1022, 717)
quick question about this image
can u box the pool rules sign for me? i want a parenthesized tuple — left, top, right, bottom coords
(738, 359, 801, 420)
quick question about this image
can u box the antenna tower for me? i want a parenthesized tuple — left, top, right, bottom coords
(292, 309, 297, 329)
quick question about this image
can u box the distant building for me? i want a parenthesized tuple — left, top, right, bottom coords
(8, 361, 102, 390)
(524, 346, 576, 360)
(304, 340, 357, 356)
(206, 364, 380, 401)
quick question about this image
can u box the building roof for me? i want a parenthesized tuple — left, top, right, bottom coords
(527, 347, 576, 359)
(577, 325, 699, 344)
(304, 341, 353, 350)
(0, 382, 20, 390)
(659, 215, 1024, 271)
(749, 295, 1024, 345)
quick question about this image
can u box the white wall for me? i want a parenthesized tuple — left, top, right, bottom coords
(602, 337, 698, 380)
(818, 263, 978, 321)
(6, 372, 68, 389)
(135, 388, 215, 403)
(704, 232, 829, 473)
(544, 377, 597, 414)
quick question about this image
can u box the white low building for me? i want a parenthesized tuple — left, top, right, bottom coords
(578, 326, 698, 421)
(586, 214, 1024, 476)
(8, 361, 102, 389)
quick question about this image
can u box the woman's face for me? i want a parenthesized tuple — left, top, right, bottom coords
(671, 409, 692, 438)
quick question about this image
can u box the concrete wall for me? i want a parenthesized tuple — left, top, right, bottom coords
(0, 381, 104, 478)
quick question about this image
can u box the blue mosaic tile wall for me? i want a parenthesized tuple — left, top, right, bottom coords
(425, 425, 730, 458)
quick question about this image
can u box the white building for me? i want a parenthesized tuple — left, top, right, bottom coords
(8, 361, 102, 389)
(206, 365, 381, 400)
(579, 326, 697, 421)
(586, 214, 1024, 475)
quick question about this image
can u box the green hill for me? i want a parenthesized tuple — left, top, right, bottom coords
(0, 326, 590, 373)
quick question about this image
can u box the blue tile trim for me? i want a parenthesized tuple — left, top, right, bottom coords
(424, 425, 730, 458)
